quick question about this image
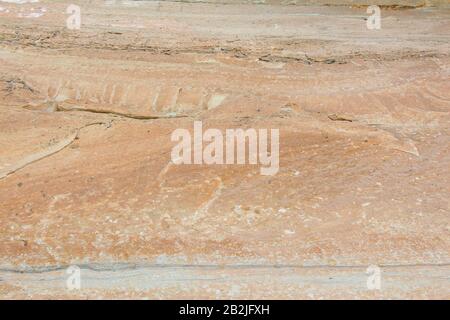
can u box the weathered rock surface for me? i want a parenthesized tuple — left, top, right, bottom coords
(0, 0, 449, 299)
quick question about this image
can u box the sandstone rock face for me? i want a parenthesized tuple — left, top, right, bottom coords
(0, 0, 449, 299)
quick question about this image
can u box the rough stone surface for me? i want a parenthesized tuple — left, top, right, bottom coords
(0, 0, 449, 299)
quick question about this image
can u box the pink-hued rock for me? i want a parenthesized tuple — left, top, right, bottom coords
(0, 0, 449, 299)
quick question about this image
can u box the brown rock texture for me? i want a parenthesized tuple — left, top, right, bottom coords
(0, 0, 449, 299)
